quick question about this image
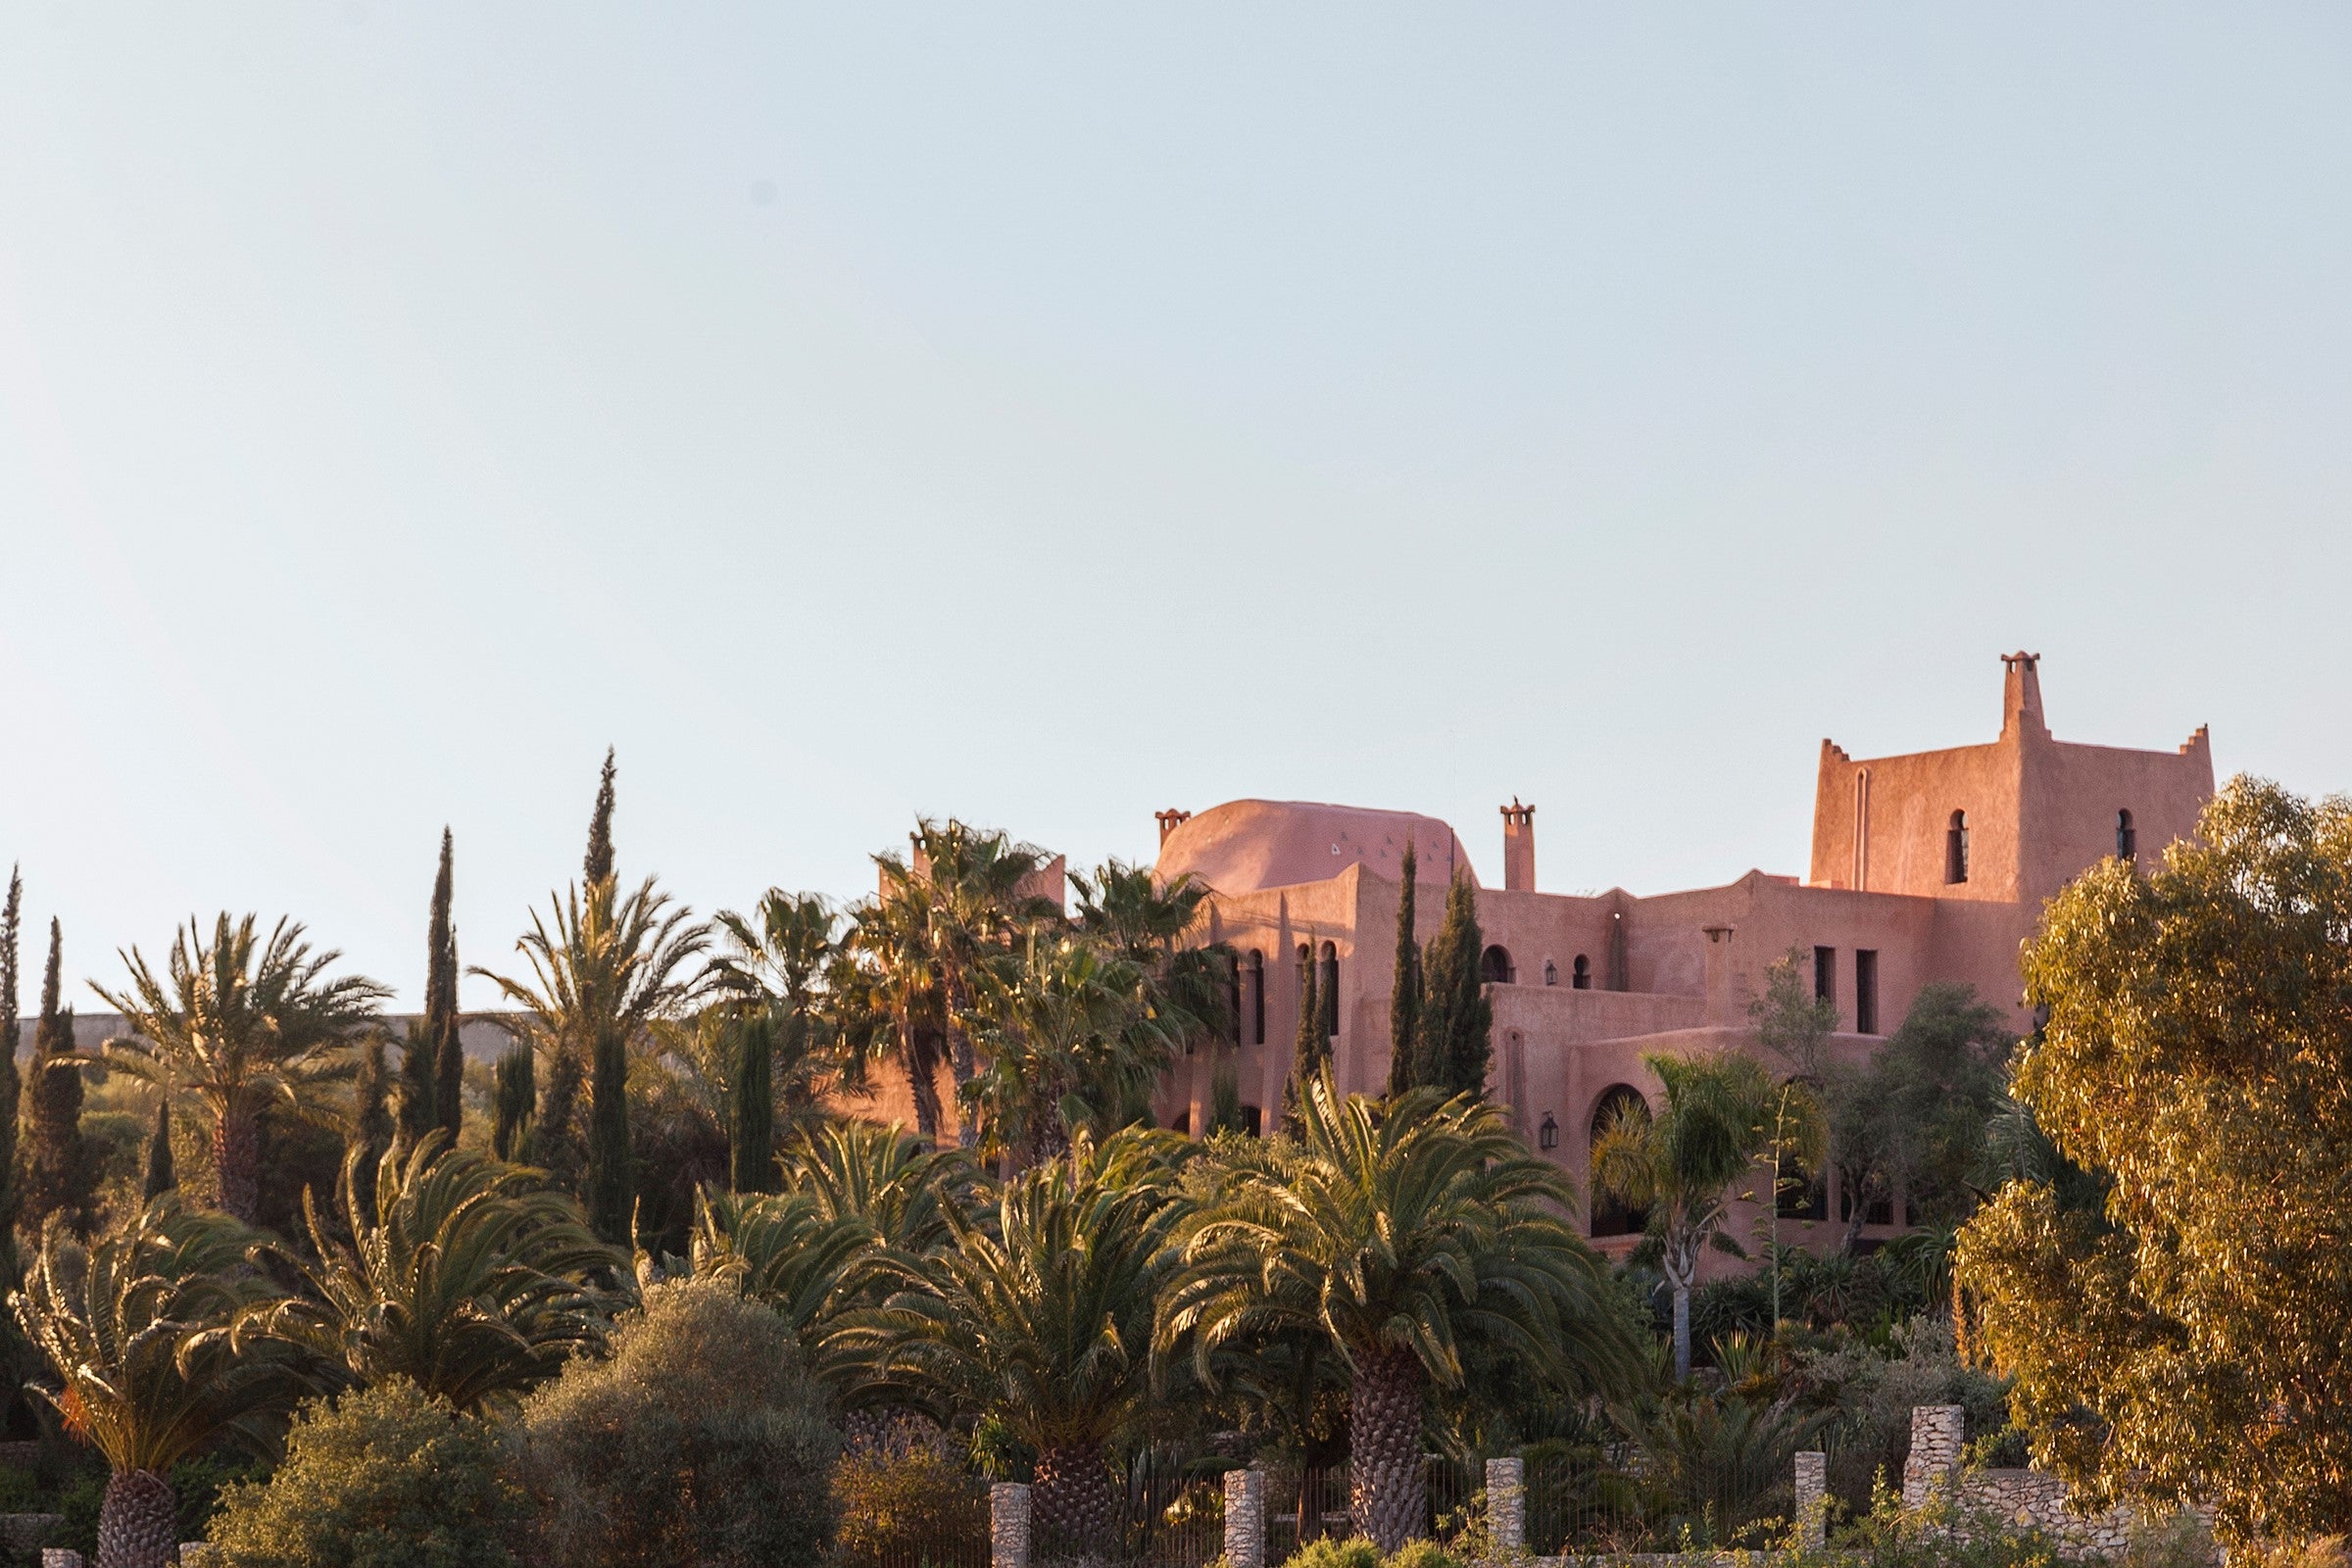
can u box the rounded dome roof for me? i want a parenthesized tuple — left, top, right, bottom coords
(1153, 800, 1477, 896)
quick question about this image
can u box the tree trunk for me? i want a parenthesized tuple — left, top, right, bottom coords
(1033, 1441, 1116, 1558)
(1348, 1347, 1427, 1552)
(213, 1102, 260, 1226)
(1665, 1234, 1695, 1381)
(944, 966, 978, 1150)
(97, 1467, 177, 1568)
(898, 1010, 940, 1142)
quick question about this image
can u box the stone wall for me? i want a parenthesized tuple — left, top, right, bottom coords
(1903, 1404, 2142, 1562)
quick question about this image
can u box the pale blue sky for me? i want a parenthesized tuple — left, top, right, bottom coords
(5, 7, 2349, 1007)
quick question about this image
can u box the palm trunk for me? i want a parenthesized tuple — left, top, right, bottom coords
(1665, 1232, 1695, 1381)
(1348, 1347, 1427, 1552)
(944, 965, 978, 1150)
(1032, 1441, 1116, 1556)
(97, 1467, 177, 1568)
(898, 1009, 940, 1142)
(213, 1102, 261, 1226)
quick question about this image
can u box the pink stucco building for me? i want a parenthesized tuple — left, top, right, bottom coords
(1147, 652, 2212, 1250)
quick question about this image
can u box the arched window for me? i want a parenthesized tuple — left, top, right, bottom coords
(1480, 945, 1515, 984)
(1946, 809, 1970, 885)
(1318, 942, 1340, 1037)
(2117, 809, 2136, 863)
(1572, 954, 1592, 990)
(1543, 958, 1558, 987)
(1246, 950, 1265, 1045)
(1588, 1085, 1651, 1238)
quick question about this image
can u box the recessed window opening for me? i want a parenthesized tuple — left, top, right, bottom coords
(1572, 954, 1592, 990)
(1855, 949, 1880, 1036)
(1480, 945, 1515, 985)
(1246, 950, 1265, 1045)
(1318, 942, 1340, 1037)
(1589, 1085, 1651, 1238)
(1946, 810, 1970, 885)
(1813, 946, 1836, 1007)
(2117, 809, 2136, 863)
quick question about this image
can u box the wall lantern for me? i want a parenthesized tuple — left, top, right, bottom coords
(1538, 1112, 1559, 1152)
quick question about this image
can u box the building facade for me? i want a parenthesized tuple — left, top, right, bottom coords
(1148, 653, 2212, 1252)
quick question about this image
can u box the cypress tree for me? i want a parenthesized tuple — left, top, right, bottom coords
(395, 1017, 435, 1150)
(491, 1044, 535, 1162)
(1207, 1063, 1245, 1136)
(24, 919, 93, 1239)
(1284, 945, 1327, 1129)
(536, 1045, 585, 1189)
(1387, 843, 1422, 1097)
(1414, 875, 1493, 1099)
(142, 1100, 174, 1200)
(586, 1020, 631, 1244)
(348, 1031, 395, 1214)
(428, 828, 464, 1141)
(584, 747, 616, 886)
(0, 868, 21, 1270)
(730, 1010, 776, 1194)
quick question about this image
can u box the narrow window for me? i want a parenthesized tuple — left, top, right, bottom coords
(1543, 958, 1558, 987)
(1246, 950, 1265, 1045)
(1855, 949, 1880, 1035)
(2117, 809, 2136, 863)
(1241, 1103, 1262, 1138)
(1172, 1109, 1191, 1136)
(1480, 945, 1514, 985)
(1572, 954, 1592, 990)
(1945, 810, 1970, 885)
(1318, 942, 1339, 1037)
(1813, 946, 1836, 1007)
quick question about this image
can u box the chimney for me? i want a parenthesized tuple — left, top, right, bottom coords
(1701, 924, 1737, 1026)
(2000, 652, 2048, 741)
(1154, 808, 1192, 848)
(1499, 800, 1536, 893)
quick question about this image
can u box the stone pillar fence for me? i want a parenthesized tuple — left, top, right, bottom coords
(1224, 1464, 1266, 1568)
(1902, 1403, 1966, 1510)
(1793, 1449, 1828, 1549)
(1484, 1456, 1525, 1555)
(991, 1481, 1032, 1568)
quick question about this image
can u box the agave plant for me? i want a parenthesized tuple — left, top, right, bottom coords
(240, 1134, 621, 1412)
(11, 1198, 302, 1568)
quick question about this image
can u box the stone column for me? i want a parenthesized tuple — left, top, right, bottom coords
(1224, 1465, 1266, 1568)
(41, 1551, 83, 1568)
(991, 1482, 1032, 1568)
(178, 1550, 219, 1567)
(1901, 1405, 1965, 1511)
(1793, 1450, 1828, 1548)
(1485, 1456, 1526, 1555)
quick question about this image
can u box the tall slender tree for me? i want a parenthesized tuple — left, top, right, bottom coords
(24, 919, 94, 1239)
(346, 1032, 395, 1214)
(584, 748, 616, 887)
(1387, 844, 1421, 1097)
(141, 1102, 174, 1200)
(1284, 944, 1325, 1129)
(491, 1044, 535, 1162)
(0, 868, 22, 1270)
(395, 1017, 434, 1153)
(729, 1009, 775, 1193)
(1414, 875, 1492, 1099)
(428, 829, 464, 1141)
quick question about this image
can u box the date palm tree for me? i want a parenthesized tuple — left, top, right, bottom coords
(779, 1117, 973, 1260)
(843, 891, 953, 1142)
(1590, 1051, 1779, 1380)
(964, 936, 1181, 1166)
(841, 1127, 1188, 1545)
(472, 875, 708, 1242)
(95, 914, 388, 1226)
(11, 1198, 302, 1568)
(871, 820, 1061, 1147)
(1161, 1073, 1636, 1552)
(239, 1134, 620, 1413)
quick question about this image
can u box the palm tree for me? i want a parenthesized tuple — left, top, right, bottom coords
(1161, 1074, 1635, 1552)
(1070, 860, 1230, 1042)
(95, 914, 388, 1226)
(871, 820, 1061, 1146)
(690, 1187, 880, 1393)
(240, 1135, 620, 1413)
(843, 891, 953, 1141)
(779, 1117, 973, 1260)
(842, 1127, 1187, 1544)
(1590, 1051, 1779, 1380)
(964, 936, 1181, 1166)
(472, 875, 708, 1242)
(11, 1198, 303, 1568)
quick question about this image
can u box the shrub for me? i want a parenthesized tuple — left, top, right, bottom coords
(206, 1378, 519, 1568)
(834, 1445, 990, 1568)
(1385, 1541, 1465, 1568)
(1280, 1537, 1381, 1568)
(514, 1278, 838, 1568)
